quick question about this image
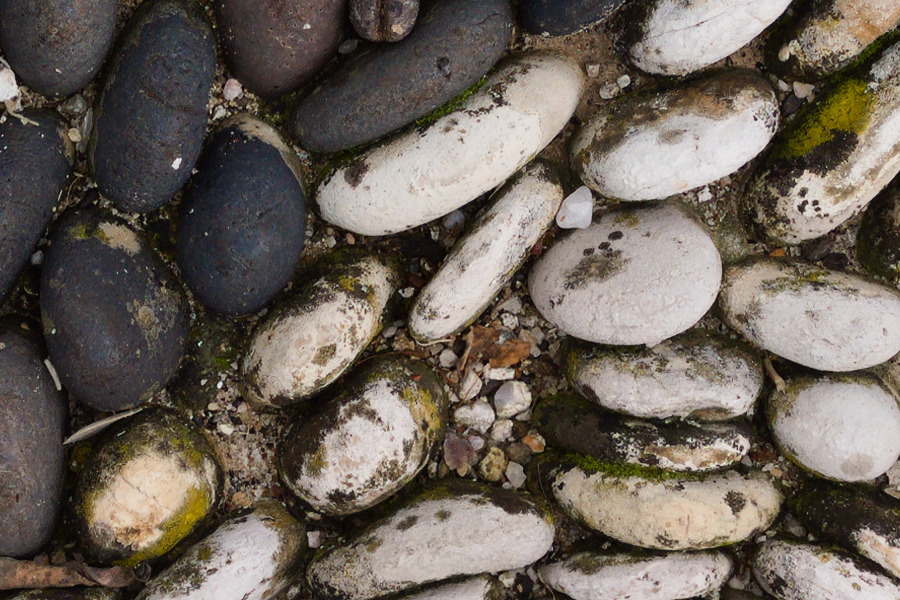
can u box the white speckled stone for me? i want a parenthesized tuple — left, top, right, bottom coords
(565, 329, 763, 420)
(767, 374, 900, 482)
(753, 539, 900, 600)
(307, 482, 554, 600)
(137, 501, 305, 600)
(409, 161, 563, 342)
(529, 202, 721, 346)
(719, 257, 900, 371)
(317, 52, 584, 236)
(629, 0, 792, 76)
(540, 550, 732, 600)
(570, 70, 778, 201)
(454, 400, 496, 434)
(398, 577, 494, 600)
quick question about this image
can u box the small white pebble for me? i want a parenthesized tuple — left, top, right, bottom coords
(506, 462, 526, 488)
(442, 210, 465, 230)
(585, 64, 600, 78)
(223, 78, 243, 101)
(500, 312, 518, 329)
(696, 186, 713, 203)
(497, 296, 523, 314)
(212, 105, 227, 120)
(494, 381, 532, 419)
(490, 419, 514, 442)
(556, 186, 594, 229)
(0, 60, 18, 103)
(30, 250, 43, 266)
(617, 74, 631, 88)
(459, 369, 483, 401)
(776, 79, 792, 93)
(454, 400, 495, 434)
(598, 83, 619, 100)
(217, 422, 234, 435)
(468, 435, 485, 451)
(67, 128, 82, 143)
(499, 570, 522, 588)
(439, 348, 458, 369)
(792, 81, 815, 99)
(382, 324, 398, 338)
(207, 402, 222, 412)
(171, 157, 183, 170)
(485, 366, 515, 381)
(399, 287, 415, 299)
(307, 531, 322, 549)
(778, 44, 792, 62)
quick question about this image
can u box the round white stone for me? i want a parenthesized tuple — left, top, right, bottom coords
(768, 375, 900, 481)
(556, 186, 594, 229)
(454, 400, 496, 434)
(529, 202, 722, 346)
(493, 381, 532, 419)
(317, 52, 584, 236)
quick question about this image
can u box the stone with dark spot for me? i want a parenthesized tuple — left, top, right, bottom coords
(291, 0, 513, 153)
(517, 0, 626, 36)
(0, 318, 67, 558)
(0, 0, 118, 96)
(177, 115, 307, 316)
(40, 208, 189, 411)
(214, 0, 346, 98)
(89, 0, 216, 214)
(0, 109, 73, 303)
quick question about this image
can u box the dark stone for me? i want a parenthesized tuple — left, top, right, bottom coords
(214, 0, 346, 98)
(350, 0, 419, 42)
(858, 181, 900, 283)
(291, 0, 512, 153)
(517, 0, 626, 36)
(177, 116, 307, 316)
(0, 0, 118, 96)
(40, 208, 189, 411)
(89, 0, 216, 214)
(0, 109, 73, 303)
(0, 319, 67, 557)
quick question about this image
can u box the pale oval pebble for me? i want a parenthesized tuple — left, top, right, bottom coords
(279, 354, 447, 516)
(627, 0, 792, 76)
(564, 330, 763, 420)
(719, 257, 900, 371)
(398, 577, 496, 600)
(570, 70, 778, 201)
(307, 480, 555, 600)
(136, 501, 306, 600)
(316, 52, 584, 236)
(241, 248, 401, 408)
(747, 39, 900, 244)
(539, 550, 732, 600)
(529, 202, 722, 346)
(767, 374, 900, 481)
(409, 161, 563, 342)
(794, 481, 900, 579)
(536, 456, 782, 550)
(533, 393, 752, 472)
(773, 0, 900, 80)
(753, 539, 900, 600)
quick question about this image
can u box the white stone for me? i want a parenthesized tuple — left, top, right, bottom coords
(439, 349, 458, 369)
(598, 83, 619, 100)
(556, 186, 594, 229)
(223, 78, 243, 101)
(485, 366, 516, 381)
(629, 0, 792, 76)
(540, 550, 732, 600)
(316, 52, 584, 236)
(753, 539, 900, 600)
(493, 381, 532, 419)
(571, 70, 778, 201)
(490, 419, 514, 442)
(399, 577, 493, 600)
(530, 202, 722, 346)
(768, 374, 900, 482)
(454, 401, 495, 434)
(792, 81, 815, 99)
(137, 502, 304, 600)
(459, 369, 483, 401)
(506, 462, 526, 488)
(307, 487, 555, 600)
(442, 210, 465, 230)
(719, 258, 900, 371)
(616, 74, 631, 89)
(409, 162, 563, 342)
(0, 59, 18, 102)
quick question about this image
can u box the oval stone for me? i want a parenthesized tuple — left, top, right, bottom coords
(397, 578, 495, 600)
(540, 550, 732, 600)
(307, 480, 554, 600)
(409, 161, 563, 342)
(214, 0, 345, 98)
(89, 0, 216, 213)
(858, 180, 900, 283)
(767, 374, 900, 481)
(753, 539, 900, 600)
(0, 0, 118, 96)
(41, 209, 190, 411)
(72, 409, 222, 565)
(570, 70, 778, 201)
(0, 109, 73, 302)
(627, 0, 792, 76)
(279, 354, 447, 515)
(529, 202, 722, 346)
(316, 52, 583, 236)
(718, 257, 900, 371)
(517, 0, 627, 37)
(536, 456, 783, 550)
(177, 115, 307, 316)
(291, 0, 512, 153)
(136, 501, 305, 600)
(0, 319, 66, 558)
(771, 0, 900, 80)
(746, 39, 900, 244)
(563, 330, 763, 420)
(241, 248, 401, 408)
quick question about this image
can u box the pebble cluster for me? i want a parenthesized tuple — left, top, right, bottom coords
(0, 2, 899, 600)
